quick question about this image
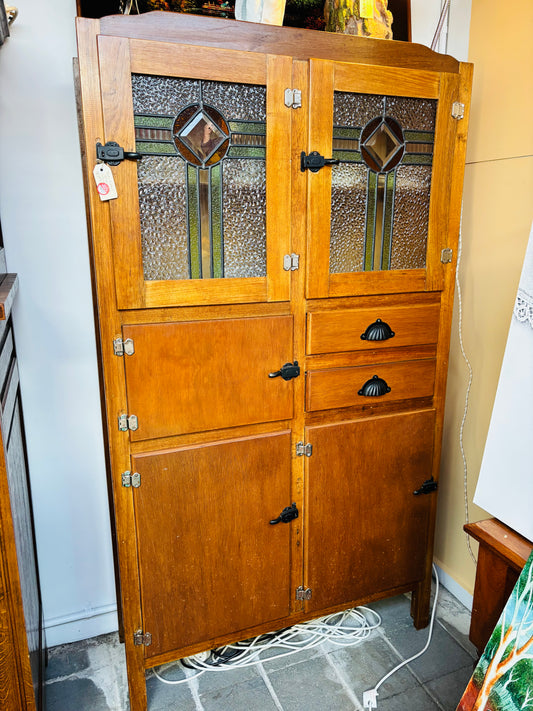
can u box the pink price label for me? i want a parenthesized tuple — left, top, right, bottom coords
(97, 182, 110, 196)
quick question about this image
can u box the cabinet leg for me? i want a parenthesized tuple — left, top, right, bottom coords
(410, 578, 431, 629)
(124, 643, 148, 711)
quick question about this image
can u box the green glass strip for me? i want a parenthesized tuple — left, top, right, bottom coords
(187, 165, 201, 279)
(403, 130, 435, 144)
(333, 126, 362, 140)
(229, 121, 266, 135)
(401, 153, 433, 166)
(135, 141, 177, 156)
(134, 114, 175, 129)
(227, 146, 266, 159)
(210, 164, 223, 279)
(332, 150, 363, 163)
(381, 171, 396, 270)
(364, 171, 377, 271)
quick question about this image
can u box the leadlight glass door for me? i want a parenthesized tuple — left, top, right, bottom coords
(305, 59, 461, 299)
(97, 37, 292, 309)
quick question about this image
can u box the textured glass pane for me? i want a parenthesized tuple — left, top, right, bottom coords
(333, 92, 383, 127)
(202, 81, 266, 121)
(223, 159, 266, 278)
(385, 97, 437, 132)
(329, 163, 367, 274)
(138, 157, 190, 280)
(132, 74, 200, 114)
(390, 165, 432, 269)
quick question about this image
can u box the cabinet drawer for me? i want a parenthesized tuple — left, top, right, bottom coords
(306, 359, 436, 412)
(307, 302, 440, 355)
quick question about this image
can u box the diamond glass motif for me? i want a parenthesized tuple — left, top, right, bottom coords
(361, 117, 405, 173)
(177, 111, 227, 163)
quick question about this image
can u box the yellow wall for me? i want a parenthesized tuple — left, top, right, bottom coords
(434, 0, 533, 594)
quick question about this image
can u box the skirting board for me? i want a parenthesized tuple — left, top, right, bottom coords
(44, 603, 118, 648)
(434, 564, 473, 611)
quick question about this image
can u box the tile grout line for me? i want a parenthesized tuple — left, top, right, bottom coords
(376, 627, 446, 711)
(322, 648, 365, 710)
(258, 661, 285, 711)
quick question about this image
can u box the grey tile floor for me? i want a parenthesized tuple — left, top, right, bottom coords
(45, 587, 477, 711)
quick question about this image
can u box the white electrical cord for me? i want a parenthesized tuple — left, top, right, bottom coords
(362, 564, 440, 709)
(455, 220, 478, 566)
(431, 0, 451, 52)
(153, 606, 381, 685)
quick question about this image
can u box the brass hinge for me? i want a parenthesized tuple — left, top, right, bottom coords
(113, 337, 134, 357)
(296, 586, 312, 601)
(133, 630, 152, 646)
(296, 441, 313, 457)
(284, 88, 302, 109)
(441, 248, 453, 264)
(451, 102, 465, 120)
(118, 413, 138, 432)
(122, 471, 141, 488)
(283, 253, 300, 271)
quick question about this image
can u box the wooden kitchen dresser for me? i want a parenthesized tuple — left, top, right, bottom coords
(75, 13, 472, 709)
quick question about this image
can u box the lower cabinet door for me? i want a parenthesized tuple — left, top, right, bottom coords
(131, 431, 293, 658)
(305, 409, 436, 613)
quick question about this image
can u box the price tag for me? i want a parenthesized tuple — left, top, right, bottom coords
(359, 0, 374, 18)
(93, 163, 118, 201)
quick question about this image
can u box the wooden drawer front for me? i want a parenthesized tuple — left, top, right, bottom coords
(123, 316, 294, 440)
(306, 359, 436, 412)
(307, 302, 440, 355)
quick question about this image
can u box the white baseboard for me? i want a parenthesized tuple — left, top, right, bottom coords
(434, 564, 473, 611)
(44, 603, 119, 648)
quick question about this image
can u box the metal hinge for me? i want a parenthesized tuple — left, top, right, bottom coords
(441, 248, 453, 264)
(284, 88, 302, 109)
(113, 337, 135, 357)
(296, 442, 313, 457)
(122, 471, 141, 488)
(133, 630, 152, 646)
(296, 586, 312, 601)
(283, 253, 300, 271)
(451, 102, 465, 119)
(118, 414, 138, 432)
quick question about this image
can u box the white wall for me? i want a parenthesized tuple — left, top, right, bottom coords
(0, 1, 117, 645)
(0, 0, 471, 647)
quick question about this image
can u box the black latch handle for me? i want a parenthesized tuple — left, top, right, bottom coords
(269, 361, 300, 381)
(270, 503, 299, 525)
(300, 151, 340, 173)
(96, 141, 142, 166)
(413, 478, 438, 495)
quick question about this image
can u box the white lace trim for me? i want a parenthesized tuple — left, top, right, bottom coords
(514, 289, 533, 328)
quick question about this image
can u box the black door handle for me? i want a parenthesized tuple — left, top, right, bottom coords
(270, 503, 299, 525)
(300, 151, 340, 173)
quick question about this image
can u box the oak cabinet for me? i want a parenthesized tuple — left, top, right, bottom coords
(75, 12, 471, 710)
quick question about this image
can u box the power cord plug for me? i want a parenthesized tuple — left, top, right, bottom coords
(363, 689, 378, 708)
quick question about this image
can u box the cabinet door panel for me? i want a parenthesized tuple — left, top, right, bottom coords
(123, 316, 294, 440)
(306, 60, 460, 298)
(97, 37, 292, 309)
(305, 410, 436, 612)
(132, 432, 292, 657)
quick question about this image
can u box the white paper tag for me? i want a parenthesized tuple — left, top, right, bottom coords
(93, 163, 118, 201)
(359, 0, 373, 19)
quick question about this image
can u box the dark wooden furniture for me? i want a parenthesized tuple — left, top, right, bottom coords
(75, 13, 472, 709)
(464, 518, 533, 657)
(0, 270, 45, 710)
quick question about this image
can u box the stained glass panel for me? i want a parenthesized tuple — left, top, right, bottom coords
(131, 74, 267, 281)
(329, 91, 436, 275)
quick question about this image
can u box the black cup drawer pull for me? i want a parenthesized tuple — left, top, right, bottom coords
(358, 375, 391, 397)
(360, 318, 395, 342)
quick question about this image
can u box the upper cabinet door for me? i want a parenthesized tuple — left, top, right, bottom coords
(305, 59, 461, 299)
(97, 36, 292, 309)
